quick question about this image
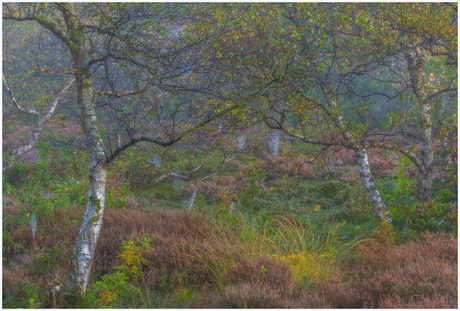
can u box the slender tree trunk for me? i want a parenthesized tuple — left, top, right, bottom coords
(60, 3, 107, 294)
(64, 158, 106, 293)
(356, 149, 392, 223)
(321, 85, 391, 223)
(416, 96, 433, 203)
(405, 46, 433, 204)
(64, 77, 107, 292)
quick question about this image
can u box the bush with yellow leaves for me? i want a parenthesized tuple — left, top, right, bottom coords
(90, 235, 153, 308)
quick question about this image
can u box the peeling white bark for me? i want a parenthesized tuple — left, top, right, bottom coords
(65, 160, 106, 293)
(188, 189, 197, 210)
(356, 149, 392, 223)
(237, 134, 246, 150)
(321, 86, 392, 223)
(60, 3, 107, 294)
(64, 76, 108, 293)
(405, 46, 433, 203)
(269, 132, 280, 156)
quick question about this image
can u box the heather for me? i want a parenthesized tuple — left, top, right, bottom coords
(2, 3, 457, 308)
(3, 128, 457, 307)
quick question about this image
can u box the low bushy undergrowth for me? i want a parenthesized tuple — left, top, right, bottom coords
(195, 281, 331, 308)
(3, 199, 457, 309)
(224, 256, 292, 288)
(317, 232, 457, 308)
(192, 256, 331, 308)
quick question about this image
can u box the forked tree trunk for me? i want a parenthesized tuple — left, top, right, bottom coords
(356, 149, 392, 223)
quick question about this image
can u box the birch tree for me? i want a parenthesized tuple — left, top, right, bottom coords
(2, 3, 280, 294)
(250, 3, 394, 222)
(339, 3, 458, 204)
(2, 19, 76, 171)
(266, 3, 457, 223)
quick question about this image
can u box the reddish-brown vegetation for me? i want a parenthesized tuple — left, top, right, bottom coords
(316, 232, 458, 308)
(3, 201, 457, 308)
(224, 256, 292, 288)
(94, 207, 244, 291)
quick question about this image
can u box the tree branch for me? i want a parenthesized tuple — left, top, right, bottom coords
(155, 136, 219, 183)
(427, 87, 458, 101)
(104, 76, 282, 165)
(3, 78, 75, 172)
(95, 83, 158, 99)
(3, 14, 71, 47)
(3, 75, 40, 116)
(364, 140, 424, 172)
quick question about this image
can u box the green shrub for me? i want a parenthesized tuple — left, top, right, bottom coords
(310, 180, 347, 198)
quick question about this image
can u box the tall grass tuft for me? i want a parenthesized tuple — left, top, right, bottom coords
(182, 214, 364, 288)
(237, 215, 363, 282)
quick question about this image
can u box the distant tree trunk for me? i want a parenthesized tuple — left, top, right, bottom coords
(2, 76, 74, 172)
(416, 93, 433, 203)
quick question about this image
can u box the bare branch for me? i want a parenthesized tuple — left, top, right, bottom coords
(95, 83, 159, 99)
(155, 136, 219, 183)
(3, 75, 40, 116)
(41, 78, 75, 123)
(3, 78, 75, 172)
(365, 130, 419, 140)
(188, 136, 219, 180)
(427, 87, 458, 101)
(156, 172, 189, 183)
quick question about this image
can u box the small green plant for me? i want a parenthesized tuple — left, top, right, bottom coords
(210, 189, 242, 228)
(92, 272, 131, 307)
(380, 157, 454, 232)
(91, 235, 154, 308)
(259, 265, 268, 275)
(240, 160, 267, 211)
(172, 287, 199, 307)
(28, 298, 38, 309)
(368, 216, 396, 248)
(22, 284, 40, 309)
(3, 174, 11, 196)
(320, 246, 338, 265)
(311, 180, 345, 198)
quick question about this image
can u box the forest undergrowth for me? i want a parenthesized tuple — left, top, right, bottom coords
(2, 129, 457, 308)
(3, 3, 457, 309)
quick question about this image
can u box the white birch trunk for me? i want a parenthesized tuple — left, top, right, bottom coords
(64, 74, 107, 294)
(405, 46, 433, 203)
(269, 132, 280, 156)
(61, 3, 108, 294)
(416, 96, 433, 203)
(321, 86, 391, 223)
(356, 149, 392, 223)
